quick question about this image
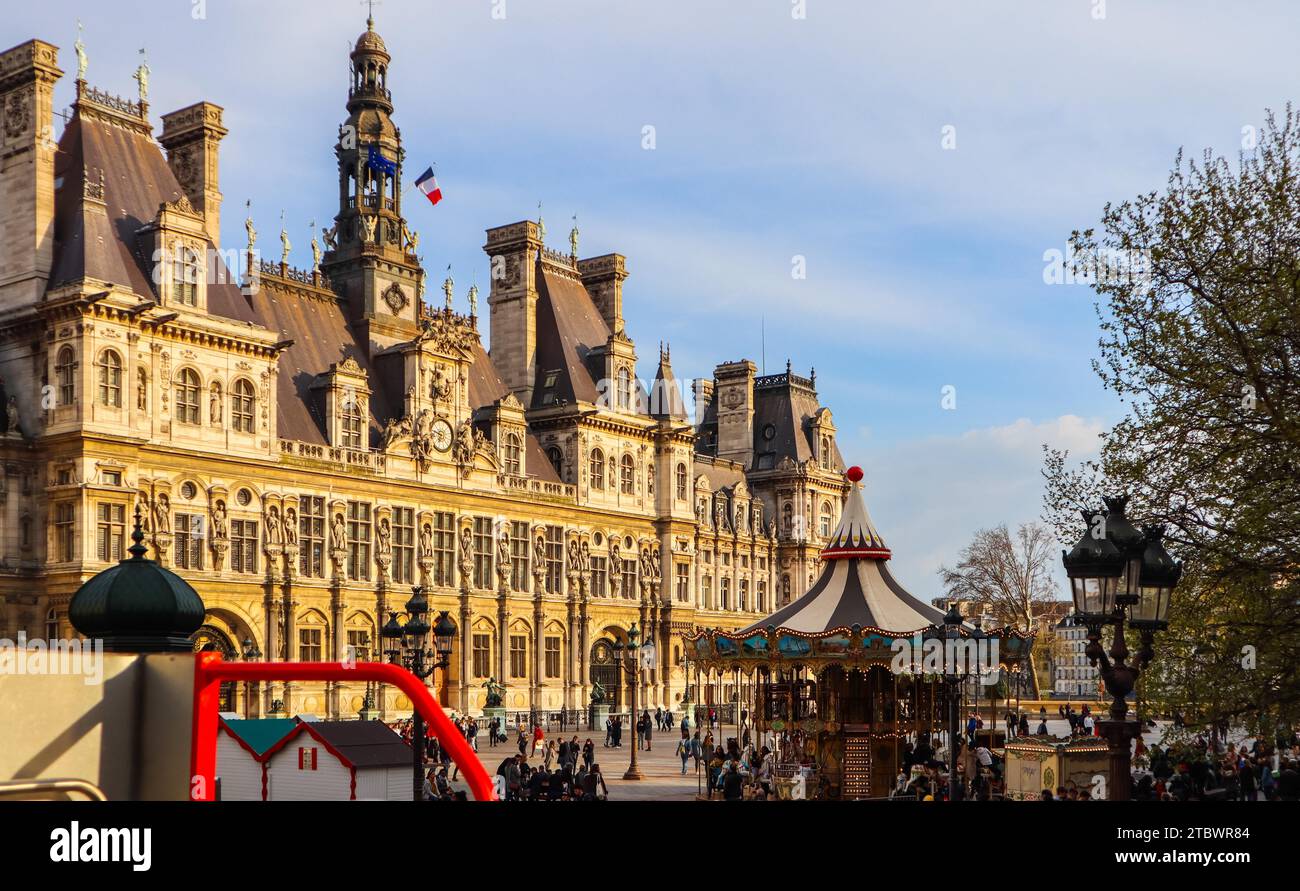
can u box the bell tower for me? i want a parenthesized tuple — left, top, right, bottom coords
(320, 14, 426, 354)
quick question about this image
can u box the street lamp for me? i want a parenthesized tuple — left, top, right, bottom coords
(241, 638, 261, 719)
(613, 622, 643, 781)
(381, 586, 457, 801)
(1062, 501, 1181, 800)
(926, 602, 968, 800)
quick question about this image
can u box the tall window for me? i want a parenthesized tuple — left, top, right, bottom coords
(55, 502, 75, 561)
(172, 246, 198, 306)
(589, 449, 605, 490)
(544, 636, 561, 678)
(544, 525, 564, 594)
(509, 521, 530, 592)
(503, 433, 522, 475)
(757, 579, 767, 613)
(675, 463, 688, 501)
(589, 555, 608, 598)
(472, 633, 492, 678)
(472, 517, 494, 589)
(617, 367, 631, 410)
(232, 379, 255, 433)
(720, 577, 731, 611)
(231, 519, 258, 574)
(620, 558, 637, 599)
(347, 629, 372, 662)
(175, 511, 204, 570)
(341, 398, 363, 449)
(96, 350, 122, 407)
(820, 435, 832, 469)
(620, 455, 635, 495)
(347, 501, 372, 581)
(676, 562, 690, 602)
(175, 369, 201, 425)
(298, 626, 323, 662)
(545, 446, 563, 477)
(96, 503, 125, 563)
(430, 511, 455, 587)
(56, 347, 76, 406)
(509, 634, 528, 678)
(740, 578, 750, 612)
(298, 495, 325, 578)
(392, 507, 415, 584)
(819, 501, 833, 538)
(701, 575, 713, 610)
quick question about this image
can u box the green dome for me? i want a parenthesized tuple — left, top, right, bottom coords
(69, 515, 205, 653)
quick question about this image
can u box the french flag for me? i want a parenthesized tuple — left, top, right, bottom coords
(414, 167, 442, 206)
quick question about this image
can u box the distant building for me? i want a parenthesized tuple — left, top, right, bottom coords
(1052, 615, 1099, 699)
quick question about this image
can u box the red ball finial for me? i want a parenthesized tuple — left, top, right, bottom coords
(847, 466, 864, 483)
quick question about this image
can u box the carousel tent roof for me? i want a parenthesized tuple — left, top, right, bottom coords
(739, 467, 946, 635)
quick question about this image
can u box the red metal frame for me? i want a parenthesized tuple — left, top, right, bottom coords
(191, 652, 495, 801)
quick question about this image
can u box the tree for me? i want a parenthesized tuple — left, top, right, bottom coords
(1042, 107, 1300, 735)
(938, 522, 1060, 631)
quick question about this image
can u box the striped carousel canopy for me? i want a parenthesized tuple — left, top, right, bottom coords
(740, 466, 946, 636)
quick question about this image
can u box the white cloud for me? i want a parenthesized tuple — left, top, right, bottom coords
(855, 415, 1108, 599)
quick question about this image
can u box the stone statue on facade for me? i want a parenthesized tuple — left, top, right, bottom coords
(375, 517, 392, 558)
(279, 224, 291, 266)
(467, 283, 478, 317)
(458, 525, 474, 581)
(265, 504, 282, 545)
(590, 680, 606, 705)
(282, 507, 298, 546)
(5, 397, 19, 437)
(210, 499, 228, 541)
(152, 493, 171, 535)
(310, 233, 321, 272)
(330, 512, 346, 552)
(133, 51, 150, 102)
(482, 676, 505, 708)
(74, 22, 88, 80)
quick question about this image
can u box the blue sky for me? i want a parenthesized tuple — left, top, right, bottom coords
(15, 0, 1300, 597)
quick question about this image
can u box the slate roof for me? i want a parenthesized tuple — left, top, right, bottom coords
(302, 720, 412, 768)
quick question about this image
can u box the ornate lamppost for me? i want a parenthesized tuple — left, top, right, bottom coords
(1062, 497, 1181, 801)
(241, 638, 261, 719)
(381, 586, 457, 802)
(925, 602, 970, 800)
(613, 622, 643, 780)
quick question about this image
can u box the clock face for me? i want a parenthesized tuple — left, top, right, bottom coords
(431, 419, 454, 452)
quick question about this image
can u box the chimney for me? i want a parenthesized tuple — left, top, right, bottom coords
(578, 253, 628, 334)
(0, 39, 63, 310)
(714, 360, 756, 468)
(483, 220, 542, 405)
(159, 101, 227, 246)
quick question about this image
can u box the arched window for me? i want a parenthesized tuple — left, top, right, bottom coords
(820, 435, 832, 469)
(232, 379, 256, 433)
(96, 349, 122, 407)
(175, 369, 201, 425)
(504, 433, 522, 475)
(172, 245, 199, 306)
(617, 367, 631, 411)
(56, 347, 76, 406)
(675, 463, 688, 502)
(341, 397, 363, 449)
(620, 454, 635, 494)
(589, 448, 605, 490)
(45, 607, 58, 641)
(545, 446, 563, 477)
(819, 501, 834, 538)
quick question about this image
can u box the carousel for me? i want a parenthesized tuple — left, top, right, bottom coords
(685, 467, 1033, 799)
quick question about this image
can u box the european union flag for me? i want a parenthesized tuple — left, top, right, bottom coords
(366, 144, 397, 176)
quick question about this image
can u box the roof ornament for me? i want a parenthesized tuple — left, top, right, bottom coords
(74, 20, 87, 81)
(536, 202, 546, 244)
(467, 283, 479, 317)
(442, 266, 454, 311)
(310, 220, 321, 273)
(278, 210, 291, 266)
(133, 48, 150, 103)
(244, 200, 256, 249)
(569, 214, 579, 258)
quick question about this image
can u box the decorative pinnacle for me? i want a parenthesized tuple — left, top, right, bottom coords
(129, 505, 148, 560)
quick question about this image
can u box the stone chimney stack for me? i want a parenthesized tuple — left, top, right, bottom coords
(0, 39, 63, 310)
(484, 220, 543, 405)
(578, 253, 628, 335)
(159, 101, 227, 246)
(714, 360, 757, 468)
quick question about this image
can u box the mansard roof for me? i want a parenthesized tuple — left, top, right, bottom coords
(750, 370, 844, 472)
(49, 105, 257, 324)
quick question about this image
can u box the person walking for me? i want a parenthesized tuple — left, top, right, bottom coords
(532, 722, 544, 756)
(643, 710, 654, 752)
(604, 716, 613, 747)
(582, 738, 595, 770)
(676, 735, 691, 775)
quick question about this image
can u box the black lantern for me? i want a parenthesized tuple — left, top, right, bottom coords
(1062, 509, 1126, 623)
(403, 587, 430, 643)
(432, 610, 456, 661)
(1103, 496, 1145, 605)
(627, 622, 640, 649)
(1128, 525, 1181, 631)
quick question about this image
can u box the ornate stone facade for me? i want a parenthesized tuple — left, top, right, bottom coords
(0, 23, 848, 720)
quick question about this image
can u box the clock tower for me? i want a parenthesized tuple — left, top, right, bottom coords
(320, 13, 426, 356)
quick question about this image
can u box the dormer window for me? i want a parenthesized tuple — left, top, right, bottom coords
(172, 245, 199, 306)
(617, 367, 631, 411)
(503, 432, 523, 475)
(341, 399, 364, 449)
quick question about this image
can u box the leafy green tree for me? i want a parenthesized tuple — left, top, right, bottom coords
(1042, 108, 1300, 738)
